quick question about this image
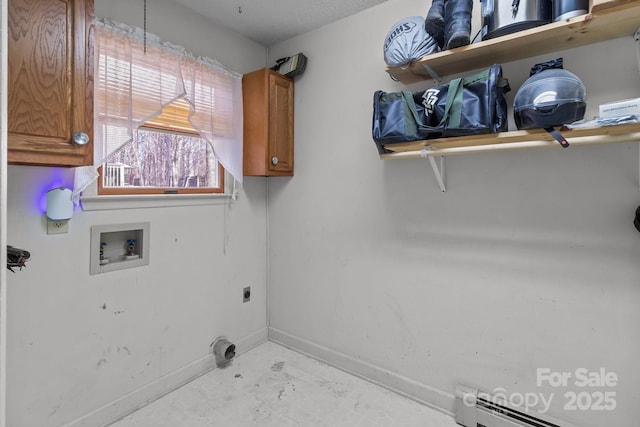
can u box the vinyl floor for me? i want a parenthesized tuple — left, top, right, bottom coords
(109, 341, 458, 427)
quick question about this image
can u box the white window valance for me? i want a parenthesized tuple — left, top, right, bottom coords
(74, 18, 244, 197)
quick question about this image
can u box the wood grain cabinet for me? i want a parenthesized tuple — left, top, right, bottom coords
(8, 0, 94, 166)
(243, 68, 294, 176)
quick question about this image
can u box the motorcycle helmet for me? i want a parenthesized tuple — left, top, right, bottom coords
(383, 16, 439, 68)
(514, 68, 586, 129)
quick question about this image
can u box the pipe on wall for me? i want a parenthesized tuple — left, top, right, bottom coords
(212, 337, 236, 366)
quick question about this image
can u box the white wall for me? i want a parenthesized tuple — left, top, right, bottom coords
(1, 0, 8, 426)
(267, 1, 640, 426)
(5, 1, 268, 426)
(6, 1, 640, 425)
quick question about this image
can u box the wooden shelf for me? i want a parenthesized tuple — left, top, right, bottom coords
(380, 123, 640, 159)
(386, 1, 640, 84)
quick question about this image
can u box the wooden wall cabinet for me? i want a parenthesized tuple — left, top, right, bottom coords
(243, 68, 294, 176)
(8, 0, 94, 167)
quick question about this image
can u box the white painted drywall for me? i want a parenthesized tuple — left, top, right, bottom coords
(4, 1, 269, 426)
(1, 0, 8, 426)
(95, 0, 267, 73)
(267, 1, 640, 426)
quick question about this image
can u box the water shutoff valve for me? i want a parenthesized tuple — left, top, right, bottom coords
(124, 239, 139, 260)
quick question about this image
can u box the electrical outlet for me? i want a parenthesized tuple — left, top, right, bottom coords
(47, 219, 69, 235)
(243, 286, 251, 303)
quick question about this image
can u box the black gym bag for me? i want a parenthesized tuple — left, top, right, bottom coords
(372, 64, 510, 154)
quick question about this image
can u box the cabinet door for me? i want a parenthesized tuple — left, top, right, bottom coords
(268, 72, 294, 174)
(8, 0, 94, 166)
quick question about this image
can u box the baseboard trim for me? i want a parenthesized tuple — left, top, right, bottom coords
(268, 327, 456, 418)
(64, 327, 268, 427)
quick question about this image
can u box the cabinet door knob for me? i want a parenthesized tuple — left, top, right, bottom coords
(271, 156, 279, 165)
(73, 132, 90, 145)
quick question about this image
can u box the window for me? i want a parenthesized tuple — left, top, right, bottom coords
(75, 18, 244, 198)
(99, 128, 224, 194)
(98, 100, 224, 195)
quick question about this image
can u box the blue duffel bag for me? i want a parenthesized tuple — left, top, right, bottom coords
(372, 64, 510, 154)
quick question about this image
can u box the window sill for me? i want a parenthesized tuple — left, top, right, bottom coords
(80, 192, 235, 211)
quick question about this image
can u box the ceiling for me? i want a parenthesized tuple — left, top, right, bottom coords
(170, 0, 389, 46)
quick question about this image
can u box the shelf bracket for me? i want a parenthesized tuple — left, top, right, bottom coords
(421, 147, 446, 192)
(422, 63, 442, 85)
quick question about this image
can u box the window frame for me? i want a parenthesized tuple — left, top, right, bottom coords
(97, 166, 225, 195)
(97, 126, 225, 196)
(93, 20, 240, 198)
(97, 97, 225, 196)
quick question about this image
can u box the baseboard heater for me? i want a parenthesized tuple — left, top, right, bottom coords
(455, 385, 579, 427)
